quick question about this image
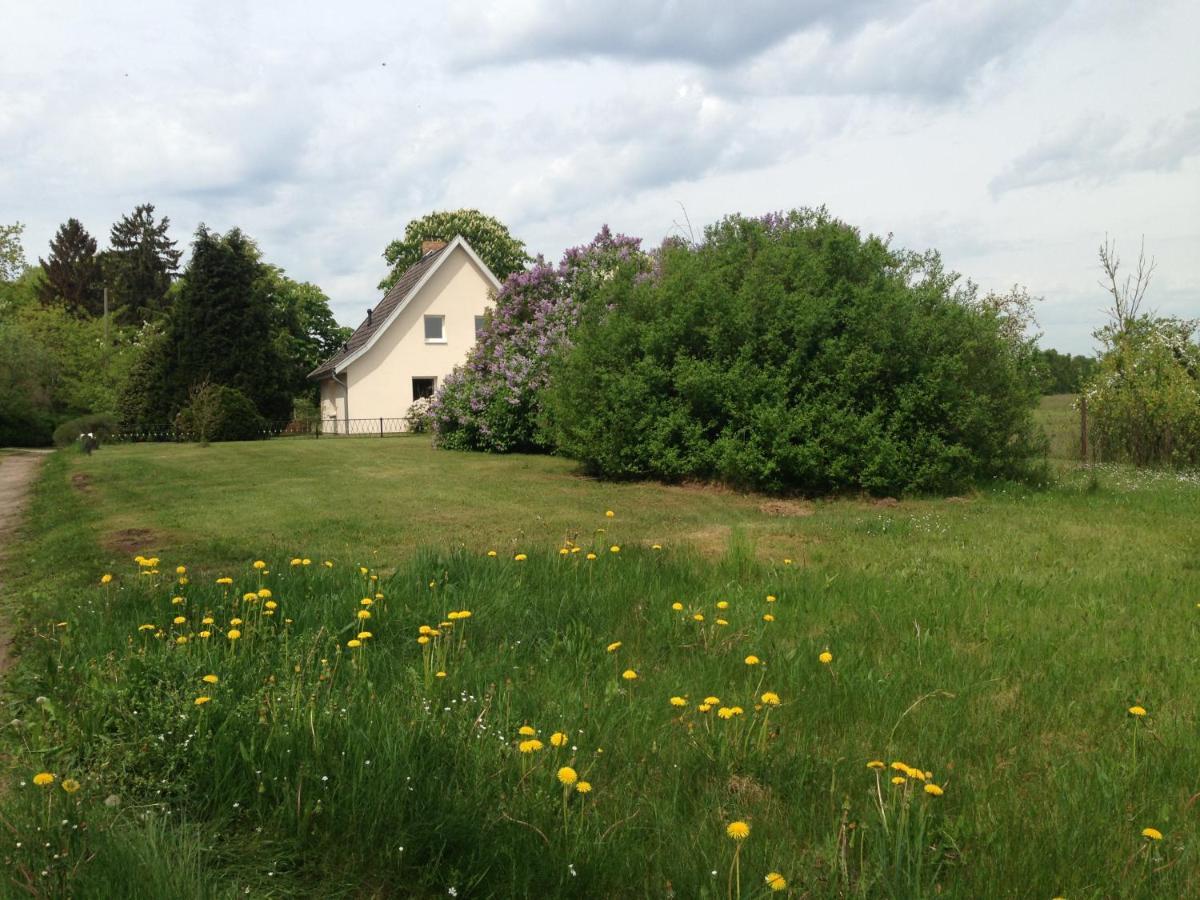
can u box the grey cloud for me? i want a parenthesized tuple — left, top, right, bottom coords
(990, 109, 1200, 194)
(451, 0, 897, 68)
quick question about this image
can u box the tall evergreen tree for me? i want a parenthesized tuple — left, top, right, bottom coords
(164, 226, 291, 420)
(104, 203, 182, 322)
(37, 218, 104, 315)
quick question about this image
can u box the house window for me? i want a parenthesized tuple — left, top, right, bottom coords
(412, 377, 436, 400)
(474, 315, 486, 338)
(424, 315, 445, 343)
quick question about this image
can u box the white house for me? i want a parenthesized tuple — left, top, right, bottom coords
(309, 235, 502, 430)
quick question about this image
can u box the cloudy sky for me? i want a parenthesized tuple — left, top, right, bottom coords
(3, 0, 1197, 353)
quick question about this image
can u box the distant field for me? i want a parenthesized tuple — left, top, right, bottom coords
(1036, 393, 1083, 460)
(1, 438, 1198, 897)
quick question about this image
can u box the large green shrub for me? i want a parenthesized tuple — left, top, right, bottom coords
(541, 209, 1043, 495)
(1084, 317, 1200, 466)
(174, 383, 264, 443)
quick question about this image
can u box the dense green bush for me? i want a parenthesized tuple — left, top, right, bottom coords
(1085, 317, 1200, 467)
(52, 413, 118, 448)
(174, 383, 264, 443)
(542, 209, 1043, 495)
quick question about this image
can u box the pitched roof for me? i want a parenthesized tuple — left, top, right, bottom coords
(308, 245, 450, 380)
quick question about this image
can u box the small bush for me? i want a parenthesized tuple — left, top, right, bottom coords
(541, 209, 1043, 495)
(52, 413, 118, 448)
(175, 383, 264, 443)
(0, 408, 56, 447)
(404, 396, 434, 433)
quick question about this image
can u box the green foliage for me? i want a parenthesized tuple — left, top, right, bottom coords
(0, 220, 27, 281)
(37, 218, 104, 315)
(379, 208, 529, 292)
(101, 203, 182, 323)
(1037, 348, 1097, 394)
(542, 210, 1044, 495)
(1085, 316, 1200, 466)
(175, 382, 265, 443)
(52, 413, 118, 448)
(263, 269, 351, 402)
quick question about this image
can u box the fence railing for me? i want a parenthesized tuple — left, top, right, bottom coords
(110, 417, 419, 443)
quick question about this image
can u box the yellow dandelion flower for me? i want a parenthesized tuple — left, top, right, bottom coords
(290, 558, 302, 566)
(605, 509, 614, 518)
(891, 776, 906, 785)
(518, 725, 537, 737)
(324, 560, 334, 568)
(610, 545, 620, 553)
(783, 558, 793, 565)
(514, 553, 527, 561)
(819, 651, 833, 665)
(252, 560, 266, 570)
(652, 543, 662, 550)
(100, 573, 113, 584)
(360, 597, 374, 606)
(924, 783, 944, 796)
(669, 696, 687, 707)
(435, 671, 447, 678)
(1128, 705, 1147, 717)
(347, 639, 362, 648)
(891, 761, 908, 771)
(301, 558, 311, 566)
(61, 778, 81, 794)
(671, 602, 684, 611)
(575, 781, 592, 793)
(698, 703, 712, 712)
(227, 629, 241, 640)
(761, 691, 781, 706)
(766, 594, 776, 602)
(621, 669, 638, 681)
(518, 739, 544, 753)
(199, 630, 211, 639)
(242, 592, 258, 602)
(457, 610, 472, 619)
(557, 766, 578, 786)
(257, 588, 271, 599)
(715, 618, 729, 626)
(606, 641, 622, 652)
(726, 821, 750, 841)
(194, 696, 211, 706)
(357, 631, 372, 640)
(202, 674, 219, 684)
(138, 624, 155, 631)
(1142, 827, 1163, 841)
(550, 732, 568, 747)
(744, 655, 761, 666)
(175, 636, 188, 645)
(417, 636, 430, 645)
(717, 707, 734, 719)
(172, 616, 186, 625)
(202, 616, 214, 624)
(487, 550, 497, 557)
(265, 600, 278, 610)
(559, 548, 569, 556)
(763, 613, 775, 622)
(692, 613, 705, 622)
(33, 772, 55, 787)
(357, 609, 371, 620)
(216, 577, 232, 585)
(730, 706, 744, 716)
(867, 760, 886, 770)
(586, 552, 597, 560)
(716, 601, 729, 610)
(765, 872, 787, 892)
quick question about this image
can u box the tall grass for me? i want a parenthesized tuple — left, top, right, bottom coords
(2, 466, 1198, 897)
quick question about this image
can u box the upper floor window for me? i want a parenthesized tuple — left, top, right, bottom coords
(474, 315, 487, 338)
(424, 315, 445, 343)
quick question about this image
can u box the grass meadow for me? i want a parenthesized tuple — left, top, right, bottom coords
(1, 415, 1198, 898)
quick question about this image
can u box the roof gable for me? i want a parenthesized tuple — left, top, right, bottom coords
(309, 235, 502, 380)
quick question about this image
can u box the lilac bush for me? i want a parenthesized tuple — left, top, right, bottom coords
(432, 227, 647, 452)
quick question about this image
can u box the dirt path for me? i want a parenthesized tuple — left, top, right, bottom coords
(0, 450, 52, 674)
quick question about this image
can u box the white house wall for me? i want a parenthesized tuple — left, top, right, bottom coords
(336, 246, 492, 423)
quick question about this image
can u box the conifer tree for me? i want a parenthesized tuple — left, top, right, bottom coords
(37, 218, 104, 315)
(104, 203, 182, 321)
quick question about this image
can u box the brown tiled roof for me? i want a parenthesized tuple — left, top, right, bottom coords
(308, 243, 450, 380)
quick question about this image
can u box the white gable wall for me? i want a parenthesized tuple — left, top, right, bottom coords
(320, 245, 493, 425)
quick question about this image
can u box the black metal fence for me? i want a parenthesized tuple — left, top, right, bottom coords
(111, 417, 417, 443)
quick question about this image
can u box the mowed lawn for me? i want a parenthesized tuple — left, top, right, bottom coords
(2, 431, 1199, 898)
